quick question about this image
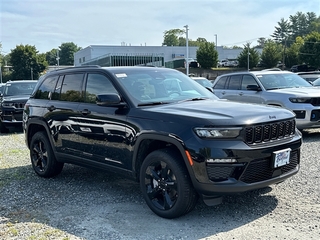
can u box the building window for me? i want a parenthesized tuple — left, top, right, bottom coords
(79, 58, 82, 63)
(82, 57, 85, 62)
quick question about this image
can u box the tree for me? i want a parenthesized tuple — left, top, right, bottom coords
(286, 36, 304, 68)
(271, 18, 291, 44)
(163, 29, 185, 46)
(260, 40, 282, 68)
(196, 42, 218, 69)
(256, 37, 266, 48)
(237, 43, 260, 69)
(45, 49, 59, 66)
(10, 44, 48, 80)
(299, 31, 320, 68)
(58, 42, 82, 65)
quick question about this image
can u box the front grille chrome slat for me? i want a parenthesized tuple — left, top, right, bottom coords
(245, 119, 295, 145)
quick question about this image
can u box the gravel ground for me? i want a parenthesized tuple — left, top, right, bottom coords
(0, 130, 319, 240)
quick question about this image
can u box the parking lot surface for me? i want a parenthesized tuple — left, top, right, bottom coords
(0, 131, 319, 240)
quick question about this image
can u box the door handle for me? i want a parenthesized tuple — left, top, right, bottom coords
(47, 105, 56, 111)
(239, 92, 244, 96)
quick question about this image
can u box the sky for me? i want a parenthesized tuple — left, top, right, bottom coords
(1, 0, 320, 54)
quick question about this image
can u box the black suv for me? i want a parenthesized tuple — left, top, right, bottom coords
(0, 80, 37, 133)
(23, 66, 302, 218)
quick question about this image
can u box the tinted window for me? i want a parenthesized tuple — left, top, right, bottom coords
(85, 73, 117, 103)
(241, 75, 257, 90)
(34, 76, 58, 99)
(228, 75, 241, 90)
(60, 74, 84, 102)
(213, 76, 228, 89)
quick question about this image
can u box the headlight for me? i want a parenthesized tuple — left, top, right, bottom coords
(194, 127, 241, 138)
(289, 98, 311, 103)
(2, 103, 14, 107)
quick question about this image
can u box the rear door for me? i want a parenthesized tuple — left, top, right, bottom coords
(42, 73, 84, 155)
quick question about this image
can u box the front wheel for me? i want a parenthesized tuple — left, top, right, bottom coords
(30, 131, 64, 178)
(140, 148, 198, 219)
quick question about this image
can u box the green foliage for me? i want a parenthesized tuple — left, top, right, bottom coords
(299, 31, 320, 68)
(260, 40, 282, 68)
(237, 43, 260, 69)
(45, 49, 59, 65)
(163, 29, 185, 46)
(163, 29, 207, 47)
(10, 44, 48, 80)
(196, 42, 218, 69)
(285, 37, 304, 68)
(58, 42, 82, 65)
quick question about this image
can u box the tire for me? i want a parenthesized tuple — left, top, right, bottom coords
(30, 131, 64, 178)
(140, 148, 198, 219)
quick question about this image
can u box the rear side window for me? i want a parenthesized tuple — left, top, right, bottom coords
(228, 75, 242, 90)
(34, 76, 58, 99)
(213, 76, 228, 89)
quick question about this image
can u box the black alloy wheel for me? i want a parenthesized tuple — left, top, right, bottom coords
(30, 131, 64, 178)
(140, 148, 198, 219)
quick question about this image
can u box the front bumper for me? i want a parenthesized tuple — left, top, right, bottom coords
(186, 135, 301, 197)
(1, 107, 24, 127)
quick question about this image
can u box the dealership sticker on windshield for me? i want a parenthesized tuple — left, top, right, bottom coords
(273, 148, 291, 168)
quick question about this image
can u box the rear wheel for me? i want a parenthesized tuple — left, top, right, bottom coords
(30, 131, 64, 178)
(140, 148, 198, 219)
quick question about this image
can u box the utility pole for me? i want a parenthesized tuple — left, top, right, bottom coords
(56, 48, 60, 68)
(184, 25, 189, 76)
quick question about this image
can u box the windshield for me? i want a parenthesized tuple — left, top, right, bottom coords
(3, 82, 37, 96)
(257, 73, 312, 90)
(110, 67, 218, 106)
(256, 73, 313, 90)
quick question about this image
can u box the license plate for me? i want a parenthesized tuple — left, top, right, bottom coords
(273, 148, 291, 168)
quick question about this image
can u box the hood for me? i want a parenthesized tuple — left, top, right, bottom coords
(134, 99, 294, 126)
(271, 87, 320, 97)
(2, 95, 31, 102)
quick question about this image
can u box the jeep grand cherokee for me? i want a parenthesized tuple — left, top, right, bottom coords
(0, 80, 37, 133)
(23, 66, 302, 218)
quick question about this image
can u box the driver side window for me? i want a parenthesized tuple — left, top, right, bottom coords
(85, 73, 118, 103)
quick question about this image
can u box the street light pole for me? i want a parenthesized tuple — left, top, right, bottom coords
(56, 48, 60, 69)
(184, 25, 189, 76)
(214, 34, 217, 51)
(247, 46, 250, 71)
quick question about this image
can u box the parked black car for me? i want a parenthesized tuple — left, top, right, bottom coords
(23, 66, 302, 218)
(0, 80, 37, 133)
(290, 64, 317, 73)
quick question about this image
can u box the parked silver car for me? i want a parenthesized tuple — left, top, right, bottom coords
(296, 71, 320, 83)
(212, 70, 320, 130)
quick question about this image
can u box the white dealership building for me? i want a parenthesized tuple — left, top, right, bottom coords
(74, 45, 249, 68)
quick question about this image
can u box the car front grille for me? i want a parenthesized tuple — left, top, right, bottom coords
(245, 119, 295, 145)
(13, 102, 25, 109)
(310, 98, 320, 106)
(239, 149, 299, 184)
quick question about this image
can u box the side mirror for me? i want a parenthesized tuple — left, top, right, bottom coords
(96, 93, 127, 107)
(246, 85, 261, 91)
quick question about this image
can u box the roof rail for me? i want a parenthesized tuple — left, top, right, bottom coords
(51, 65, 101, 72)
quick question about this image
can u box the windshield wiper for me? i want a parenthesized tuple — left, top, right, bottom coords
(179, 97, 208, 102)
(137, 101, 170, 107)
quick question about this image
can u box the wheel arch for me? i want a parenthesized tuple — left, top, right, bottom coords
(25, 118, 52, 149)
(132, 133, 191, 181)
